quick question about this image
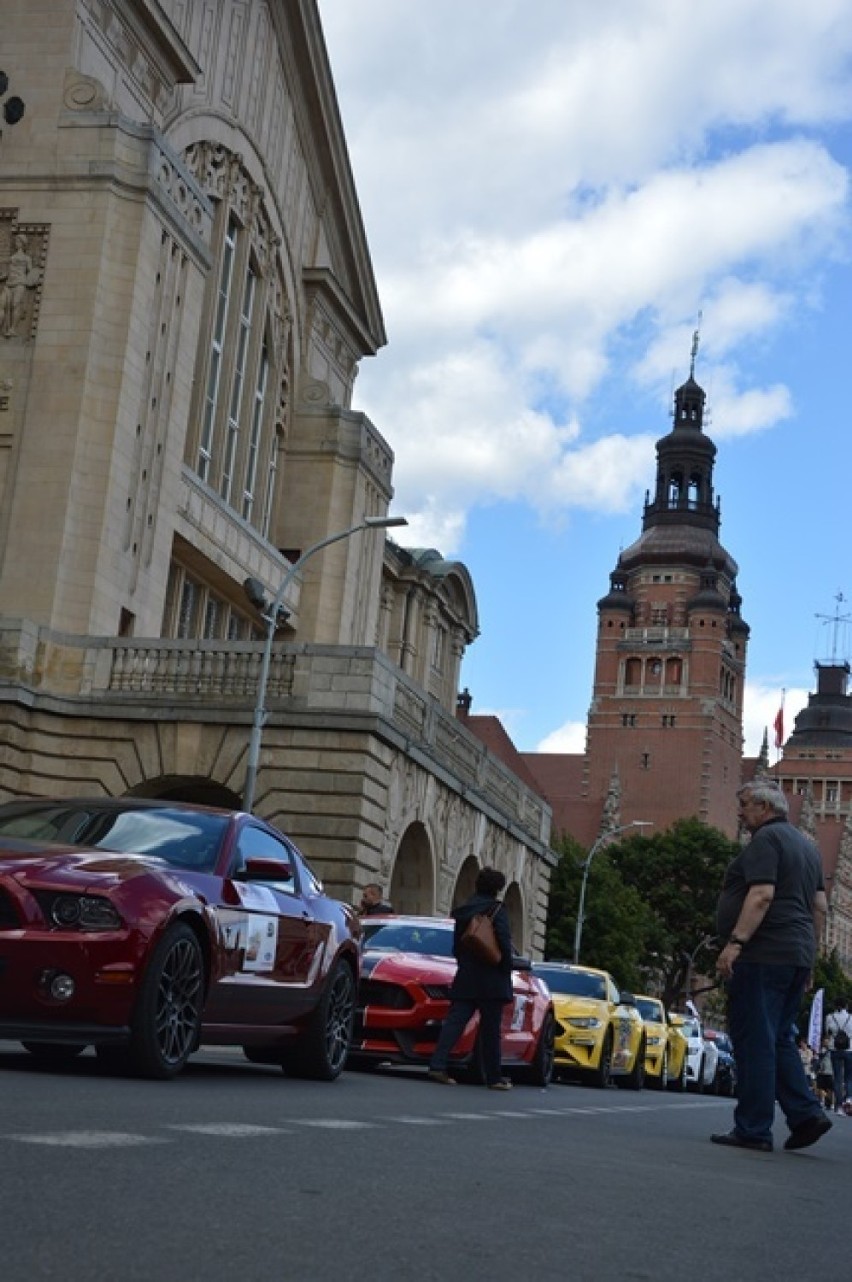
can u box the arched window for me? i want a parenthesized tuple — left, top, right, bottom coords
(184, 142, 291, 541)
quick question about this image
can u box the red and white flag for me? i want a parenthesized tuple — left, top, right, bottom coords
(773, 693, 785, 749)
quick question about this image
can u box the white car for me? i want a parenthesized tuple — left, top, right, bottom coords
(672, 1014, 718, 1092)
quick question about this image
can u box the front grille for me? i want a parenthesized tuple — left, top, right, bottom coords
(0, 887, 20, 930)
(358, 979, 415, 1010)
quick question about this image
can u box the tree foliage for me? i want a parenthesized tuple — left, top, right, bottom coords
(615, 818, 739, 1009)
(545, 818, 740, 1009)
(544, 832, 655, 993)
(798, 949, 852, 1036)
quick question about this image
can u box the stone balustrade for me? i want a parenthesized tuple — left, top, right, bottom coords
(0, 620, 550, 843)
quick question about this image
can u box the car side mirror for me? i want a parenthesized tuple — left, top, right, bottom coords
(511, 955, 532, 971)
(236, 856, 293, 882)
(619, 992, 636, 1006)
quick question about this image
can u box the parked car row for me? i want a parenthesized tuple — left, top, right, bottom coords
(0, 797, 735, 1094)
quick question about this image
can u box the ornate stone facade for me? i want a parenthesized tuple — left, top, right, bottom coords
(0, 1, 554, 953)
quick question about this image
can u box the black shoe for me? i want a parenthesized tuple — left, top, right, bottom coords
(711, 1129, 773, 1153)
(784, 1112, 833, 1151)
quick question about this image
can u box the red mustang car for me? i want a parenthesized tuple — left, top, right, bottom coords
(0, 797, 359, 1080)
(349, 915, 555, 1085)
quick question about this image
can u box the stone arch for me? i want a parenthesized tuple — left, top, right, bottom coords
(389, 821, 435, 914)
(452, 855, 480, 908)
(125, 775, 242, 808)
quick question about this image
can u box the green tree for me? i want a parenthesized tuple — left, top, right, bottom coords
(544, 831, 654, 993)
(614, 817, 740, 1009)
(798, 949, 852, 1037)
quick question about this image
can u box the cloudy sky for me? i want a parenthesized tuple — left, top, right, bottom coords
(319, 0, 852, 756)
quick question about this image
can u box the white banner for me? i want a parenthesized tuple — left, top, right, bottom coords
(807, 987, 824, 1051)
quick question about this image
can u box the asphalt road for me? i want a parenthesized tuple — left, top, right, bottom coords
(1, 1042, 845, 1282)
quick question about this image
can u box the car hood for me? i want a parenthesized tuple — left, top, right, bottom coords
(550, 994, 607, 1018)
(0, 839, 170, 890)
(362, 949, 456, 983)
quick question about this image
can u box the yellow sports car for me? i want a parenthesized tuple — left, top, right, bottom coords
(533, 962, 646, 1089)
(635, 995, 689, 1091)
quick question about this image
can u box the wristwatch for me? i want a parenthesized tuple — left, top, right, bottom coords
(729, 934, 747, 947)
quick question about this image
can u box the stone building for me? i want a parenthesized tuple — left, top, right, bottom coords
(0, 1, 554, 952)
(760, 659, 852, 970)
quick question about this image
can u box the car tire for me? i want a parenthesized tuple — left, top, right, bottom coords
(127, 922, 205, 1080)
(522, 1012, 555, 1087)
(617, 1036, 646, 1090)
(20, 1041, 87, 1066)
(280, 958, 355, 1081)
(588, 1028, 613, 1088)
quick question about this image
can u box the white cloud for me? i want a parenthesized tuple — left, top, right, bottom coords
(320, 0, 852, 552)
(536, 720, 588, 753)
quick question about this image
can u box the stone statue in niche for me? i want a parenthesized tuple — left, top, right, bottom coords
(1, 232, 43, 339)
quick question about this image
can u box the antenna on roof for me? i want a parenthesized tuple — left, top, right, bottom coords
(815, 591, 851, 663)
(689, 310, 703, 378)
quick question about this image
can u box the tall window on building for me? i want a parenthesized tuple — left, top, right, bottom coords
(184, 143, 290, 541)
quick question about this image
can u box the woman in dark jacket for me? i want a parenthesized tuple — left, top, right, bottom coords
(427, 867, 514, 1089)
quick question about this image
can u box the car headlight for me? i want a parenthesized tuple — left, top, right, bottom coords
(44, 894, 123, 931)
(566, 1016, 602, 1029)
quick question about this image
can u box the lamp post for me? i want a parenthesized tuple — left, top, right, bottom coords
(573, 820, 652, 964)
(683, 933, 718, 1003)
(242, 514, 407, 811)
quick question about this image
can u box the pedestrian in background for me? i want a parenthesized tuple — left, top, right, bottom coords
(825, 996, 852, 1114)
(712, 782, 831, 1153)
(358, 883, 394, 916)
(427, 866, 514, 1090)
(815, 1036, 835, 1111)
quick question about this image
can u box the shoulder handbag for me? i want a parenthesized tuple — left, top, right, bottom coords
(460, 902, 502, 967)
(834, 1014, 851, 1051)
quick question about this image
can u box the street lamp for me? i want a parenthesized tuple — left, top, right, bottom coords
(573, 820, 652, 964)
(242, 514, 408, 811)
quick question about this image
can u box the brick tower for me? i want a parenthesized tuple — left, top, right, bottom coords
(581, 352, 748, 841)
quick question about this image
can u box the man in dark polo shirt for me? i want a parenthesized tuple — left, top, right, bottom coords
(711, 782, 831, 1153)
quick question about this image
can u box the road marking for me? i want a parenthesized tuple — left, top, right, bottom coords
(293, 1119, 376, 1130)
(440, 1112, 499, 1121)
(10, 1131, 166, 1148)
(167, 1123, 290, 1137)
(387, 1116, 451, 1125)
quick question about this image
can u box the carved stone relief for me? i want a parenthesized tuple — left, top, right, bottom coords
(0, 214, 49, 343)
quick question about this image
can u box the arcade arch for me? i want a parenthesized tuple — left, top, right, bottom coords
(389, 821, 434, 914)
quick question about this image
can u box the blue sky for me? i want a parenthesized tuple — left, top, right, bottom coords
(319, 0, 852, 756)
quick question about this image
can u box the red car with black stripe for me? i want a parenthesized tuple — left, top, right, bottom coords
(349, 914, 555, 1085)
(0, 797, 359, 1080)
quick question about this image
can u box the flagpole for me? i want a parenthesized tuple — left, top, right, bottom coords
(774, 688, 786, 762)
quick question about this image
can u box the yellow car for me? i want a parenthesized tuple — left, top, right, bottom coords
(635, 995, 689, 1091)
(533, 962, 646, 1089)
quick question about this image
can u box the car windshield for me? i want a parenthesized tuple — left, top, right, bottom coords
(0, 802, 228, 873)
(361, 921, 454, 957)
(636, 998, 663, 1022)
(679, 1018, 701, 1038)
(535, 968, 607, 1000)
